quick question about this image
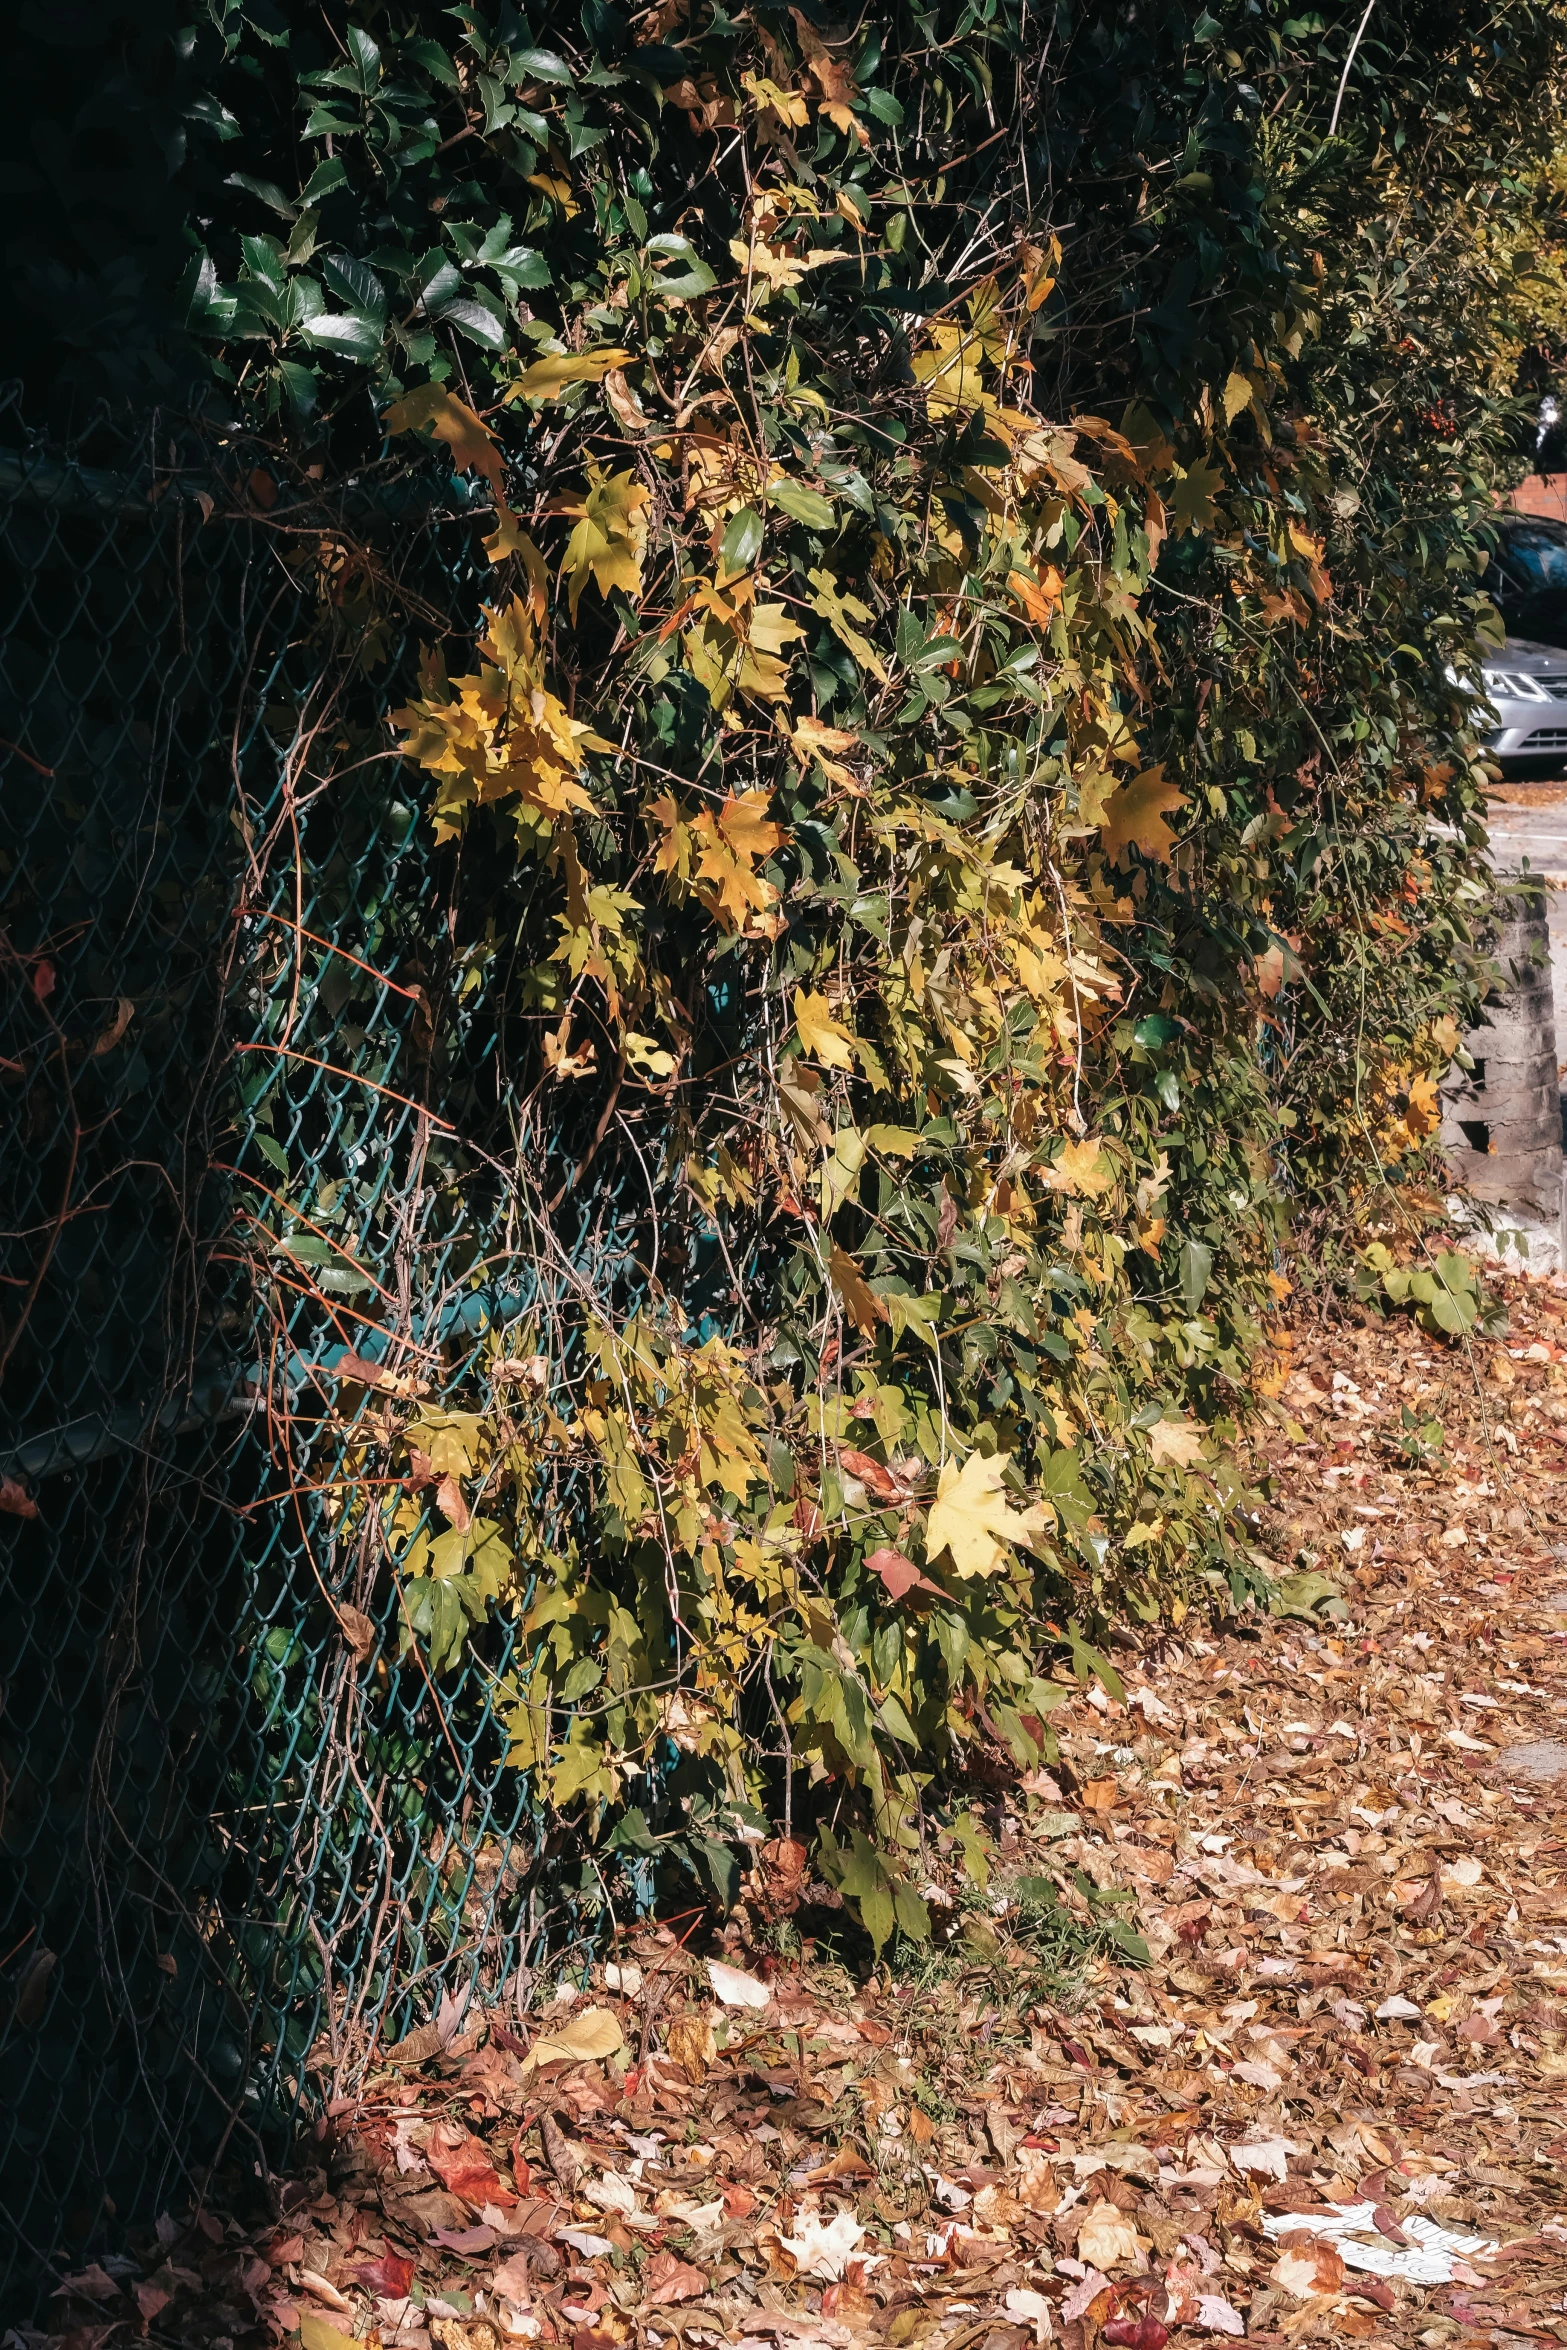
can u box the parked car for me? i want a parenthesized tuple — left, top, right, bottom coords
(1478, 513, 1567, 770)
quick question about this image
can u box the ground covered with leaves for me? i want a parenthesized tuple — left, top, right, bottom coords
(30, 1274, 1567, 2350)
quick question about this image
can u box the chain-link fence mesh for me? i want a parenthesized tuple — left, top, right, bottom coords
(0, 391, 601, 2314)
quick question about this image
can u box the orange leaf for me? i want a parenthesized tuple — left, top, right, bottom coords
(425, 2122, 515, 2208)
(0, 1476, 40, 1520)
(642, 2251, 710, 2306)
(865, 1545, 943, 1601)
(435, 1471, 471, 1531)
(838, 1448, 904, 1502)
(829, 1244, 888, 1336)
(1099, 764, 1187, 865)
(1008, 564, 1064, 626)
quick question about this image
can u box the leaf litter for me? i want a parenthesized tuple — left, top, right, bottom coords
(25, 1277, 1567, 2350)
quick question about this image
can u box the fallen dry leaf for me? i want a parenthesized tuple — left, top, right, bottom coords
(1076, 2201, 1144, 2270)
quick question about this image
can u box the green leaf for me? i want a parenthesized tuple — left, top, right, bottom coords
(721, 506, 765, 572)
(301, 311, 385, 360)
(515, 46, 575, 82)
(646, 233, 717, 299)
(1178, 1238, 1213, 1313)
(768, 479, 836, 532)
(1065, 1622, 1124, 1704)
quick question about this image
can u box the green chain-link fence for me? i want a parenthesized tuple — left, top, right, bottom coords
(0, 390, 623, 2315)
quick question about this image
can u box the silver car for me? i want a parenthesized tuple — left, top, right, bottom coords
(1482, 514, 1567, 772)
(1479, 636, 1567, 770)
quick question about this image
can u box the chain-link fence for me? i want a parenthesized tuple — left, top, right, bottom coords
(0, 392, 610, 2315)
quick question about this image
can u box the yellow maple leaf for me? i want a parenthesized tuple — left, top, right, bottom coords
(807, 568, 888, 681)
(392, 598, 595, 841)
(481, 506, 551, 611)
(384, 381, 506, 499)
(911, 321, 986, 417)
(1043, 1137, 1113, 1197)
(828, 1242, 888, 1337)
(719, 788, 785, 865)
(506, 347, 632, 403)
(688, 803, 778, 930)
(1149, 1417, 1206, 1469)
(925, 1451, 1040, 1579)
(794, 988, 855, 1069)
(558, 465, 649, 618)
(787, 714, 861, 787)
(1167, 458, 1224, 534)
(1099, 765, 1187, 866)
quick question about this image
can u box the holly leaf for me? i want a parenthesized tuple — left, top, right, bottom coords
(925, 1450, 1040, 1579)
(769, 477, 836, 532)
(794, 988, 855, 1069)
(1099, 764, 1186, 865)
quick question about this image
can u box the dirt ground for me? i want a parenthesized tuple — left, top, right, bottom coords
(31, 1272, 1567, 2350)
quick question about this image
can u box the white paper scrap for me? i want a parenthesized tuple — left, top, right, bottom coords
(1263, 2203, 1496, 2285)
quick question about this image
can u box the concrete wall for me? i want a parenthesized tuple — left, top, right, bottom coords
(1442, 878, 1567, 1272)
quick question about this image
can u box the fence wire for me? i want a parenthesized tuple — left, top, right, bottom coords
(0, 391, 608, 2315)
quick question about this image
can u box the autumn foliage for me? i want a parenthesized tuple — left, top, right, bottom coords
(148, 0, 1567, 1946)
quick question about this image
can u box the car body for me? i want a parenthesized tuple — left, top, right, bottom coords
(1480, 513, 1567, 771)
(1478, 634, 1567, 770)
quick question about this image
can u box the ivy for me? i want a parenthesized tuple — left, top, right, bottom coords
(102, 0, 1567, 1946)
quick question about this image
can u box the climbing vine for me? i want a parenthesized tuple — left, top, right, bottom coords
(163, 0, 1567, 1941)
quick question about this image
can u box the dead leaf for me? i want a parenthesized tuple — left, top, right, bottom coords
(355, 2246, 416, 2297)
(1273, 2236, 1346, 2299)
(1077, 2200, 1144, 2270)
(707, 1957, 770, 2008)
(0, 1476, 39, 1520)
(426, 2122, 516, 2207)
(491, 2250, 534, 2303)
(522, 2005, 625, 2073)
(337, 1603, 377, 1661)
(53, 2267, 121, 2304)
(665, 2008, 716, 2080)
(642, 2250, 710, 2305)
